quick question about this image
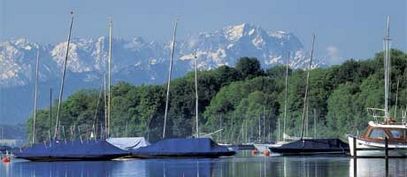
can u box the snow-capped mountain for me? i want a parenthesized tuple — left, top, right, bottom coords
(0, 23, 322, 123)
(0, 23, 320, 89)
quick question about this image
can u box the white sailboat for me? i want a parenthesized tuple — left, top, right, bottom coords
(348, 16, 407, 157)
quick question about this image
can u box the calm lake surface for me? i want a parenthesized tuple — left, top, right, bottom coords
(1, 152, 406, 177)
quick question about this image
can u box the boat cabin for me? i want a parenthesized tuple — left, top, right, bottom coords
(360, 121, 407, 144)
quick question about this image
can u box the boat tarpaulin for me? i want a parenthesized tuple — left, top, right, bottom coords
(106, 137, 150, 150)
(131, 138, 235, 158)
(270, 138, 349, 154)
(14, 140, 129, 161)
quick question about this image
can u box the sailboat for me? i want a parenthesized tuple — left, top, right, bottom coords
(347, 17, 407, 157)
(100, 18, 150, 151)
(254, 53, 292, 154)
(131, 20, 235, 158)
(269, 34, 349, 155)
(14, 13, 129, 161)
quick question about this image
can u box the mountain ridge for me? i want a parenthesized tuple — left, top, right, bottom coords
(0, 23, 324, 123)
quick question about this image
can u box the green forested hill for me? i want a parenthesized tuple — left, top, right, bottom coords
(27, 50, 407, 143)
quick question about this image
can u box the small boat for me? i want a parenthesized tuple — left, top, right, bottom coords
(1, 151, 11, 163)
(1, 156, 10, 163)
(269, 138, 349, 155)
(14, 140, 129, 161)
(347, 17, 407, 158)
(131, 138, 235, 158)
(348, 121, 407, 157)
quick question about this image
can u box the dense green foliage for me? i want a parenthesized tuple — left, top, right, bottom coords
(27, 50, 407, 143)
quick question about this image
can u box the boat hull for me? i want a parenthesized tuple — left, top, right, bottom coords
(17, 154, 127, 162)
(132, 151, 236, 159)
(347, 136, 407, 157)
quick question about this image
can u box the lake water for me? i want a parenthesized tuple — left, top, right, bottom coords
(1, 152, 406, 177)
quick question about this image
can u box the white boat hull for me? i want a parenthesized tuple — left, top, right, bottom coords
(348, 136, 407, 157)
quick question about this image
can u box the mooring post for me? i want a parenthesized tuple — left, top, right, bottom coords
(353, 136, 357, 177)
(385, 137, 389, 177)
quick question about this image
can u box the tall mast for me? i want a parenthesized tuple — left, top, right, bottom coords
(194, 52, 199, 137)
(300, 33, 315, 140)
(54, 11, 74, 139)
(107, 18, 113, 137)
(283, 53, 290, 141)
(103, 73, 107, 138)
(384, 16, 391, 120)
(394, 78, 400, 119)
(49, 88, 52, 136)
(163, 19, 178, 139)
(32, 50, 40, 144)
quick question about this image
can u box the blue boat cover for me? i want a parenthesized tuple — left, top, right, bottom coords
(14, 140, 129, 160)
(278, 139, 349, 150)
(270, 138, 349, 154)
(132, 138, 235, 157)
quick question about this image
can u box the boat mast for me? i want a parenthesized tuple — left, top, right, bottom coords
(258, 112, 261, 142)
(300, 33, 315, 140)
(283, 53, 290, 141)
(194, 52, 199, 137)
(54, 12, 74, 139)
(48, 88, 53, 141)
(394, 78, 400, 119)
(103, 73, 107, 138)
(384, 16, 391, 120)
(162, 19, 178, 139)
(32, 50, 40, 144)
(107, 18, 113, 137)
(93, 83, 104, 139)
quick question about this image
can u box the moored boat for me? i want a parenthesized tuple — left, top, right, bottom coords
(14, 140, 130, 161)
(269, 34, 350, 156)
(131, 138, 235, 158)
(347, 17, 407, 158)
(348, 121, 407, 157)
(269, 138, 349, 155)
(135, 20, 235, 159)
(14, 13, 131, 162)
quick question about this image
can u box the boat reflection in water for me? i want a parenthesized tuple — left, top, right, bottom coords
(145, 159, 213, 177)
(2, 154, 406, 177)
(6, 160, 127, 177)
(349, 158, 407, 177)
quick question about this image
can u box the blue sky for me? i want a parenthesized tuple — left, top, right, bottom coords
(0, 0, 406, 64)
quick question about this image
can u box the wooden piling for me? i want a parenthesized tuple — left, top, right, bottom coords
(353, 137, 357, 177)
(385, 137, 388, 177)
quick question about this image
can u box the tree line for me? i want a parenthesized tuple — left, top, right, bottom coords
(26, 49, 407, 143)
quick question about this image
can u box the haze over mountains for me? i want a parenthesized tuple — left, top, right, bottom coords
(0, 23, 324, 123)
